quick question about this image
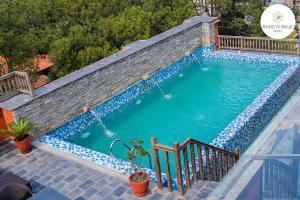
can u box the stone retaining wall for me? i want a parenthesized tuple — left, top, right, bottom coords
(0, 16, 217, 136)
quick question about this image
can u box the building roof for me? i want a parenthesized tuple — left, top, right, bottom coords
(33, 75, 50, 89)
(35, 55, 54, 71)
(0, 55, 54, 74)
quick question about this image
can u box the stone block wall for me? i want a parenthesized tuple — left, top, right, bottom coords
(0, 16, 217, 136)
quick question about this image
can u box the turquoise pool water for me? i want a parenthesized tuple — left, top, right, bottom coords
(68, 57, 286, 164)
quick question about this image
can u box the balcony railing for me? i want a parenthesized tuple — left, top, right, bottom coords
(0, 71, 33, 102)
(218, 35, 300, 54)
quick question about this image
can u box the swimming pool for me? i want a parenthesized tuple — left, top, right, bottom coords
(38, 45, 300, 187)
(68, 56, 285, 161)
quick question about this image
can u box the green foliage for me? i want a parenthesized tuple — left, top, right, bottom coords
(0, 0, 64, 72)
(49, 0, 195, 78)
(127, 139, 148, 183)
(0, 0, 196, 78)
(206, 0, 267, 36)
(0, 118, 35, 141)
(0, 0, 275, 79)
(0, 0, 270, 78)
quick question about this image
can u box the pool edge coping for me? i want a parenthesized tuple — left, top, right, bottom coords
(32, 140, 128, 181)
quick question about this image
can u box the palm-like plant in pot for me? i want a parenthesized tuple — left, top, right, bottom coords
(0, 118, 34, 154)
(127, 139, 150, 197)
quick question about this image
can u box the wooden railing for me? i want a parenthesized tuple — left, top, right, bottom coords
(218, 35, 300, 54)
(0, 71, 33, 102)
(151, 137, 239, 195)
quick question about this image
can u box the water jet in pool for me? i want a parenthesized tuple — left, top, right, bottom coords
(143, 74, 172, 100)
(90, 110, 115, 137)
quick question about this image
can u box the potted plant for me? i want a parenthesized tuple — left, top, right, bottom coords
(0, 118, 35, 154)
(127, 139, 150, 197)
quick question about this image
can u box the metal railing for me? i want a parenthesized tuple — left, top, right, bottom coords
(0, 71, 33, 102)
(218, 35, 300, 54)
(151, 137, 239, 195)
(263, 159, 295, 199)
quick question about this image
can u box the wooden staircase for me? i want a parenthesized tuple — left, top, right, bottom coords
(151, 137, 239, 195)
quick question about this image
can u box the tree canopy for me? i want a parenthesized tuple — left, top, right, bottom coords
(0, 0, 270, 79)
(0, 0, 196, 78)
(204, 0, 270, 36)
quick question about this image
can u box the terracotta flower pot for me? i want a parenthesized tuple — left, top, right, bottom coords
(129, 173, 149, 197)
(14, 135, 31, 154)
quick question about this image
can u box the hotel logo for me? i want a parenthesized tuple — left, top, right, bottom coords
(261, 4, 295, 39)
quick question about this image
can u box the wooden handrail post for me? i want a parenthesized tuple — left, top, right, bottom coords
(163, 151, 173, 192)
(205, 147, 212, 181)
(190, 143, 197, 183)
(183, 146, 191, 188)
(151, 137, 163, 190)
(174, 142, 184, 196)
(197, 145, 204, 180)
(212, 150, 217, 181)
(235, 148, 240, 161)
(218, 151, 223, 181)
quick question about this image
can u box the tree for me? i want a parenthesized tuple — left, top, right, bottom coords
(0, 0, 36, 72)
(0, 0, 196, 78)
(49, 25, 112, 78)
(49, 0, 196, 78)
(0, 0, 64, 73)
(202, 0, 267, 36)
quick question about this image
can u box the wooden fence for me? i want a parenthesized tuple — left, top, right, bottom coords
(0, 71, 33, 102)
(218, 35, 300, 54)
(151, 137, 239, 195)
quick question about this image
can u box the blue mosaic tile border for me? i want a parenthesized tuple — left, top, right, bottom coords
(211, 64, 300, 152)
(37, 45, 300, 190)
(200, 48, 299, 65)
(201, 50, 300, 152)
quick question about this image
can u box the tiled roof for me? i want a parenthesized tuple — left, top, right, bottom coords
(0, 55, 54, 74)
(33, 75, 50, 89)
(35, 55, 54, 71)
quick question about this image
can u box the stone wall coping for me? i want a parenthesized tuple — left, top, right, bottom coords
(0, 16, 217, 111)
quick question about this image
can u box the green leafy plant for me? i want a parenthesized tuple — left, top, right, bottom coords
(0, 118, 35, 141)
(127, 139, 148, 183)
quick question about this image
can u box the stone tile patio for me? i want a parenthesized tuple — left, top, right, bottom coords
(0, 141, 217, 200)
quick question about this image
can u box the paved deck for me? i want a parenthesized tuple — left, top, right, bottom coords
(0, 141, 217, 200)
